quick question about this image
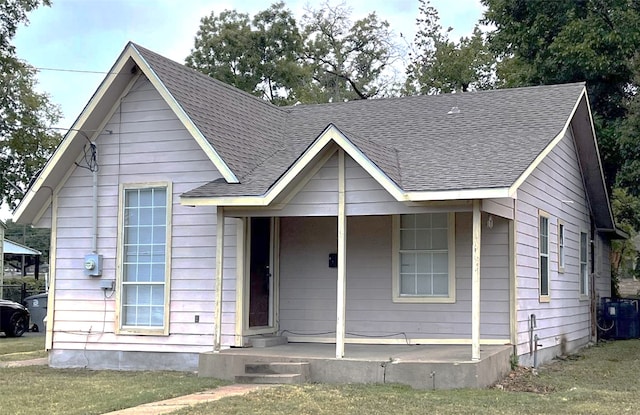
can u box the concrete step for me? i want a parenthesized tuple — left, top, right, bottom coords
(251, 336, 288, 348)
(235, 373, 306, 385)
(245, 362, 310, 376)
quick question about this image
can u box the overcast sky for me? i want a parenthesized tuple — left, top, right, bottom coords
(2, 0, 484, 220)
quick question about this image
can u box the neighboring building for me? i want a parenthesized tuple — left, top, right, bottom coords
(12, 43, 623, 386)
(0, 221, 5, 297)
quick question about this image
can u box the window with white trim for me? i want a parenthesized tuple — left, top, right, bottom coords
(118, 184, 171, 333)
(393, 213, 455, 303)
(558, 222, 565, 273)
(539, 213, 550, 300)
(580, 231, 588, 297)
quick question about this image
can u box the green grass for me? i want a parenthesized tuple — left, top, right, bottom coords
(170, 339, 640, 415)
(0, 334, 46, 361)
(0, 366, 227, 415)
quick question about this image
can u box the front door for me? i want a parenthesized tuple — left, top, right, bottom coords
(248, 217, 272, 328)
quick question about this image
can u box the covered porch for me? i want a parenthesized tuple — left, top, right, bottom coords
(199, 342, 512, 389)
(193, 143, 517, 388)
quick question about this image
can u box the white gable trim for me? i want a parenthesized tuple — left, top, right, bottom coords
(13, 47, 134, 222)
(130, 44, 238, 183)
(181, 124, 515, 207)
(13, 43, 238, 224)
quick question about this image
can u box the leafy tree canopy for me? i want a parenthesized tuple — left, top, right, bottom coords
(186, 1, 399, 104)
(301, 1, 399, 102)
(405, 0, 495, 94)
(186, 2, 307, 106)
(482, 0, 640, 191)
(1, 0, 61, 209)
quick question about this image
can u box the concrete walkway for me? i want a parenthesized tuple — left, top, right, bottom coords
(102, 384, 275, 415)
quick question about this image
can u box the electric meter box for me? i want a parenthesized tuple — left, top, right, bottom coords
(83, 253, 103, 277)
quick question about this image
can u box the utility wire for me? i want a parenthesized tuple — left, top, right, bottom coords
(34, 67, 120, 75)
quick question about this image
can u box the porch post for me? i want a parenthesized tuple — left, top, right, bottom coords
(214, 206, 225, 352)
(336, 149, 347, 359)
(472, 199, 481, 360)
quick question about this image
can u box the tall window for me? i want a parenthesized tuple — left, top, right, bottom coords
(580, 231, 588, 297)
(118, 184, 171, 333)
(393, 213, 455, 303)
(558, 222, 565, 273)
(539, 214, 550, 300)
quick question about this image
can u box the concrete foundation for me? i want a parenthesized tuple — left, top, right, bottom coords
(49, 349, 199, 371)
(517, 335, 591, 367)
(199, 343, 512, 389)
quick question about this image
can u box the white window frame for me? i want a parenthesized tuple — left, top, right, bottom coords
(115, 182, 172, 335)
(579, 231, 589, 298)
(539, 211, 550, 302)
(392, 212, 456, 303)
(558, 221, 565, 273)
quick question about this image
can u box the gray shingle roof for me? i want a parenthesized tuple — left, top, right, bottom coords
(134, 44, 583, 199)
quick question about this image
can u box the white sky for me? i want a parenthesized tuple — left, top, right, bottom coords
(1, 0, 484, 221)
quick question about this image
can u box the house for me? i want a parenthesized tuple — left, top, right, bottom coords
(13, 42, 623, 388)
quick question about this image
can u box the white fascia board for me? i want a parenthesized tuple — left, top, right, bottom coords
(129, 45, 238, 184)
(406, 187, 513, 201)
(13, 45, 137, 223)
(508, 89, 585, 196)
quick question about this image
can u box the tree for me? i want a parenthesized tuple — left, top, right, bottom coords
(482, 0, 640, 191)
(482, 0, 640, 283)
(1, 0, 61, 209)
(187, 1, 399, 104)
(301, 2, 399, 102)
(617, 59, 640, 197)
(186, 2, 307, 106)
(405, 0, 495, 94)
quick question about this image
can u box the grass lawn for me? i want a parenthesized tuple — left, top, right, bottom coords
(169, 339, 640, 415)
(0, 366, 227, 415)
(0, 334, 46, 361)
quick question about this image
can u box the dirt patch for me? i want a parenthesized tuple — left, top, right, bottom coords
(493, 365, 556, 393)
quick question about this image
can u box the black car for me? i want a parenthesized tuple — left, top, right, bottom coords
(0, 299, 30, 337)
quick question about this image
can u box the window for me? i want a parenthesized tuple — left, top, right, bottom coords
(558, 221, 565, 273)
(580, 231, 588, 297)
(393, 213, 455, 303)
(117, 183, 172, 334)
(539, 213, 550, 301)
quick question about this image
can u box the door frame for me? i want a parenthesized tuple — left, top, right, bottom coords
(235, 217, 279, 343)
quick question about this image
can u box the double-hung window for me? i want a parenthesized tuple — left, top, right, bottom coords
(539, 213, 550, 301)
(558, 221, 565, 273)
(393, 213, 455, 303)
(117, 183, 172, 334)
(580, 231, 588, 297)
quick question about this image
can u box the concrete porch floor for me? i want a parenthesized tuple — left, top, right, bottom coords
(199, 343, 513, 389)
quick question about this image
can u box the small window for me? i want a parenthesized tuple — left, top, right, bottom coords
(580, 231, 588, 297)
(117, 183, 172, 334)
(539, 213, 550, 301)
(393, 213, 455, 303)
(558, 222, 565, 273)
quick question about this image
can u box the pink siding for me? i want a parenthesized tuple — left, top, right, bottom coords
(51, 76, 234, 354)
(514, 126, 603, 362)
